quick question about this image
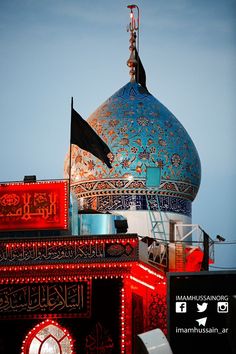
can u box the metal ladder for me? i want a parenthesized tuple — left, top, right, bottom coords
(145, 191, 168, 268)
(145, 192, 167, 241)
(145, 167, 166, 242)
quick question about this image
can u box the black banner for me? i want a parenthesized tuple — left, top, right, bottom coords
(0, 235, 138, 265)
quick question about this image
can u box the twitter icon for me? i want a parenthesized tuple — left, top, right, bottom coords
(197, 303, 208, 312)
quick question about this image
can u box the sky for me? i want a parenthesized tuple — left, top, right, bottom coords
(0, 0, 235, 269)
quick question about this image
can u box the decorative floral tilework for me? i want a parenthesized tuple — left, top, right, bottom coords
(65, 81, 201, 215)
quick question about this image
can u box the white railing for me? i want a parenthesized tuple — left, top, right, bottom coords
(174, 224, 215, 261)
(141, 224, 215, 271)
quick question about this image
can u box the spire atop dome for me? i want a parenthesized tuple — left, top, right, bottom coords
(126, 4, 139, 82)
(126, 5, 147, 90)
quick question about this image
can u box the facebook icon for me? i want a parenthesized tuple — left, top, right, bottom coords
(176, 302, 187, 313)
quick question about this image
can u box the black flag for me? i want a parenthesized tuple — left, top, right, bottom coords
(71, 108, 112, 168)
(135, 48, 147, 90)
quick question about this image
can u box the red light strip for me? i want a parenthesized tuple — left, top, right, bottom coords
(0, 261, 132, 272)
(4, 237, 138, 248)
(0, 263, 130, 284)
(137, 263, 165, 279)
(120, 286, 125, 353)
(130, 275, 155, 290)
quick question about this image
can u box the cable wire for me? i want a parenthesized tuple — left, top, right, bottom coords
(210, 265, 236, 270)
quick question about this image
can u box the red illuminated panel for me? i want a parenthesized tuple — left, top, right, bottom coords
(0, 180, 69, 231)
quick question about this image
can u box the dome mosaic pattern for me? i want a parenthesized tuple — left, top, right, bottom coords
(65, 81, 201, 216)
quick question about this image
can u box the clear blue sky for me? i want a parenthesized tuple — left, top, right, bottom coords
(0, 0, 235, 269)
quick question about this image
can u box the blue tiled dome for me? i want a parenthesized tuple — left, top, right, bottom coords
(67, 81, 201, 216)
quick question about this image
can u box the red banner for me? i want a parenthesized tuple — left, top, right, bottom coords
(0, 180, 69, 231)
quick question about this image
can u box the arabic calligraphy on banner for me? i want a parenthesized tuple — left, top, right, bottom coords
(0, 236, 138, 265)
(0, 281, 90, 318)
(0, 180, 68, 231)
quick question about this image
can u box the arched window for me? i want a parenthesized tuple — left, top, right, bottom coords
(21, 319, 74, 354)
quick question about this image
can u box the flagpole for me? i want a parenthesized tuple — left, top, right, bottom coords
(68, 96, 73, 201)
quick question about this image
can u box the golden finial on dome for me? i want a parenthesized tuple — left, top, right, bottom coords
(127, 5, 139, 82)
